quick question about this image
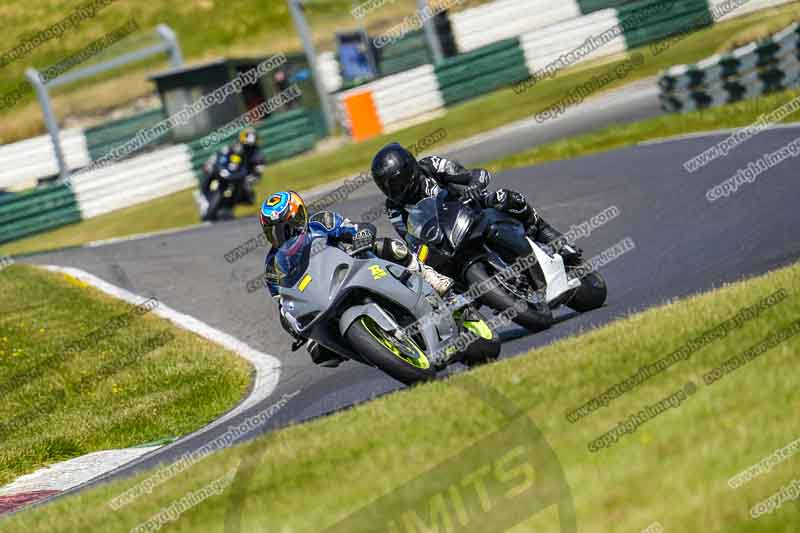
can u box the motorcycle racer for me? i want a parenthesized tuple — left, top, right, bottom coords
(197, 128, 265, 219)
(260, 190, 459, 368)
(370, 143, 582, 265)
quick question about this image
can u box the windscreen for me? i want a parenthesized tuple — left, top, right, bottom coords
(272, 232, 314, 288)
(406, 196, 442, 244)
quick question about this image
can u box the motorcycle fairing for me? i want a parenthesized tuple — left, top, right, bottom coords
(279, 245, 459, 366)
(526, 238, 582, 304)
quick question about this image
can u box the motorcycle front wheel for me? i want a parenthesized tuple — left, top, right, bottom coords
(346, 316, 437, 386)
(464, 261, 553, 332)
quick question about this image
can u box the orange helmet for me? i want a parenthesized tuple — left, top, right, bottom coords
(259, 191, 308, 247)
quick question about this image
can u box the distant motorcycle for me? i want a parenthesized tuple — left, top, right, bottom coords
(406, 191, 607, 331)
(196, 152, 259, 222)
(274, 231, 501, 385)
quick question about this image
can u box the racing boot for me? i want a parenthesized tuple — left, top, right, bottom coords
(375, 237, 455, 297)
(408, 253, 454, 296)
(528, 216, 583, 267)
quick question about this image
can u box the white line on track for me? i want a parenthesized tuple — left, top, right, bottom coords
(0, 447, 162, 496)
(85, 222, 212, 248)
(1, 266, 282, 498)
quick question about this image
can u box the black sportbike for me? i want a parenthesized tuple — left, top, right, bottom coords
(199, 154, 258, 222)
(406, 191, 607, 331)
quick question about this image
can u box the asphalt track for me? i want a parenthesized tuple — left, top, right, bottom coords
(20, 123, 800, 494)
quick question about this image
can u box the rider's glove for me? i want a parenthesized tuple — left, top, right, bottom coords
(462, 185, 485, 206)
(352, 225, 377, 250)
(560, 243, 583, 262)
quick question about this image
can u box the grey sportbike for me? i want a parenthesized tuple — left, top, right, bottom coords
(273, 232, 501, 385)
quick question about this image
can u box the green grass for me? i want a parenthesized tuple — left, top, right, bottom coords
(2, 3, 800, 257)
(3, 259, 799, 532)
(0, 264, 251, 486)
(0, 0, 444, 142)
(0, 189, 198, 257)
(6, 83, 800, 259)
(483, 86, 800, 173)
(249, 2, 800, 209)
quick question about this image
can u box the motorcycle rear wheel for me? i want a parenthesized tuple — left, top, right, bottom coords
(464, 261, 553, 332)
(346, 316, 437, 386)
(567, 270, 607, 312)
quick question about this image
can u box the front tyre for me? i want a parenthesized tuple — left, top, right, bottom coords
(346, 317, 437, 386)
(459, 309, 501, 367)
(464, 262, 553, 332)
(567, 271, 607, 312)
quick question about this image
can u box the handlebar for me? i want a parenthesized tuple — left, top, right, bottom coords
(348, 244, 374, 256)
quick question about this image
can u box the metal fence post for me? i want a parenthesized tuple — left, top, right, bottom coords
(418, 0, 444, 65)
(24, 25, 185, 185)
(288, 0, 336, 135)
(156, 24, 184, 68)
(26, 68, 69, 182)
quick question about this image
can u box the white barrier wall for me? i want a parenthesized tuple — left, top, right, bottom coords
(0, 129, 90, 191)
(71, 144, 195, 219)
(1, 0, 795, 224)
(451, 0, 583, 53)
(370, 65, 444, 131)
(458, 0, 797, 63)
(520, 8, 626, 75)
(336, 64, 444, 135)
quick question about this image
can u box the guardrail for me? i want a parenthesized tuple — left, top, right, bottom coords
(186, 108, 318, 182)
(0, 183, 80, 244)
(0, 108, 318, 243)
(84, 108, 169, 162)
(659, 22, 800, 112)
(0, 129, 90, 191)
(336, 65, 445, 140)
(451, 0, 583, 53)
(337, 0, 799, 140)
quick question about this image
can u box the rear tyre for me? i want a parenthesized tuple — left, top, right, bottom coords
(464, 262, 553, 332)
(346, 316, 437, 386)
(567, 271, 607, 312)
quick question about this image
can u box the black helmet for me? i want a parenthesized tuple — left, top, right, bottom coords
(371, 143, 419, 204)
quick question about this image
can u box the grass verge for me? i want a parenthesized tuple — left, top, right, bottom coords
(0, 189, 198, 257)
(4, 260, 799, 532)
(483, 86, 800, 173)
(6, 83, 800, 259)
(0, 0, 425, 142)
(2, 3, 800, 257)
(0, 264, 251, 486)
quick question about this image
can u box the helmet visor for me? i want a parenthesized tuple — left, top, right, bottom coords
(386, 164, 417, 202)
(264, 218, 307, 248)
